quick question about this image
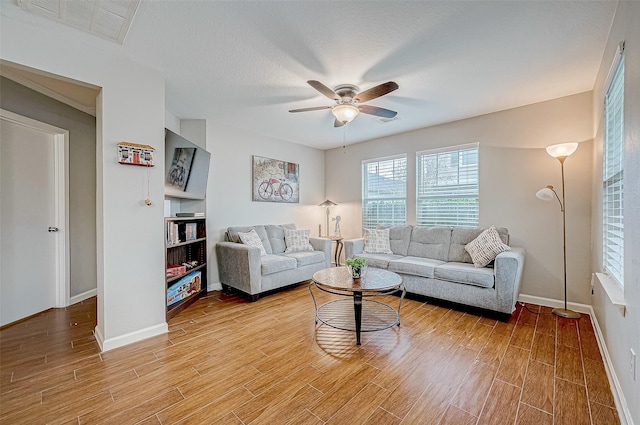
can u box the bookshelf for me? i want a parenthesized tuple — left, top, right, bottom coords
(165, 217, 207, 319)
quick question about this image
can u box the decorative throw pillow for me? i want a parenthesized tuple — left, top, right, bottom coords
(284, 229, 314, 253)
(238, 229, 267, 256)
(363, 228, 393, 254)
(465, 226, 511, 267)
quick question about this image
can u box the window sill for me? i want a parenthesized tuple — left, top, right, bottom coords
(593, 272, 626, 317)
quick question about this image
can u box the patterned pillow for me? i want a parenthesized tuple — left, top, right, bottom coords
(284, 229, 314, 253)
(238, 229, 267, 256)
(464, 226, 511, 267)
(363, 228, 393, 254)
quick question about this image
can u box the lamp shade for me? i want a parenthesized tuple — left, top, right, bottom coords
(331, 104, 359, 124)
(318, 199, 337, 207)
(546, 142, 578, 158)
(536, 187, 555, 201)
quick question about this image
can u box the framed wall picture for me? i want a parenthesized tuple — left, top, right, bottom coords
(166, 147, 195, 191)
(252, 155, 299, 203)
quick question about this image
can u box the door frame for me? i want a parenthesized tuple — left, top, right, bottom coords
(0, 109, 70, 308)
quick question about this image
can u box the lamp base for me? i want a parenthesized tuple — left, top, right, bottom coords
(552, 308, 581, 319)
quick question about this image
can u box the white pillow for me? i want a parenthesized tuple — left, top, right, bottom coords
(363, 228, 393, 254)
(284, 229, 314, 253)
(465, 226, 511, 267)
(238, 229, 267, 256)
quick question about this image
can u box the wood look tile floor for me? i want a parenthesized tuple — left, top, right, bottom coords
(0, 284, 620, 425)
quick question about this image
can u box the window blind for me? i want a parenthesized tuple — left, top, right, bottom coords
(416, 145, 478, 227)
(361, 155, 407, 229)
(603, 56, 624, 286)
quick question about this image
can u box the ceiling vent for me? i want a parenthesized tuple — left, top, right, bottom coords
(18, 0, 140, 44)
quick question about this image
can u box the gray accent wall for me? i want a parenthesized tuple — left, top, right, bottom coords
(0, 76, 97, 299)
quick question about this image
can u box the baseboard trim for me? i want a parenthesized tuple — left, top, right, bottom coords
(517, 293, 591, 314)
(208, 282, 222, 291)
(518, 293, 633, 425)
(588, 305, 633, 425)
(94, 322, 168, 353)
(69, 288, 97, 305)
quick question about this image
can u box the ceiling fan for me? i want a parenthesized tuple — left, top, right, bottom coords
(289, 80, 399, 127)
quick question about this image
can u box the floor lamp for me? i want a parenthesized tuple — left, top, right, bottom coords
(536, 142, 581, 319)
(318, 199, 337, 237)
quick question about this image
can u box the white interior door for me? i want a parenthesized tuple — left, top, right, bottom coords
(0, 111, 68, 326)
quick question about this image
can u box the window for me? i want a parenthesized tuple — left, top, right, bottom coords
(603, 54, 624, 286)
(362, 155, 407, 229)
(416, 144, 478, 226)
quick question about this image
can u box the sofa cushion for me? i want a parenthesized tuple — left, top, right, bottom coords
(434, 262, 495, 288)
(388, 256, 445, 278)
(465, 226, 511, 267)
(356, 253, 404, 269)
(377, 224, 412, 256)
(227, 225, 273, 254)
(265, 223, 296, 254)
(363, 228, 393, 254)
(448, 226, 509, 264)
(407, 226, 452, 261)
(283, 250, 326, 267)
(238, 229, 267, 256)
(261, 255, 297, 275)
(284, 229, 314, 252)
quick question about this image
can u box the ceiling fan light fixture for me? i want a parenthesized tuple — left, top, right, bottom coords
(331, 104, 360, 124)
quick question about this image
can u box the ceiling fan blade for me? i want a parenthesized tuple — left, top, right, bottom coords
(289, 106, 332, 113)
(307, 80, 340, 101)
(354, 81, 399, 103)
(334, 119, 345, 128)
(359, 105, 398, 118)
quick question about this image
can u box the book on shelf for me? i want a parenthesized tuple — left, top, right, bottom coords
(167, 222, 180, 245)
(175, 212, 205, 218)
(185, 223, 197, 241)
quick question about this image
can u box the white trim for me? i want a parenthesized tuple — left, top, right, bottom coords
(517, 293, 591, 313)
(69, 288, 97, 305)
(601, 40, 625, 102)
(0, 109, 70, 309)
(208, 282, 222, 291)
(361, 152, 407, 165)
(95, 322, 168, 353)
(1, 68, 97, 116)
(416, 141, 479, 157)
(589, 306, 633, 425)
(518, 292, 632, 424)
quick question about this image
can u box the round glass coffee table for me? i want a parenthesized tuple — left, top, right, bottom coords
(309, 267, 405, 345)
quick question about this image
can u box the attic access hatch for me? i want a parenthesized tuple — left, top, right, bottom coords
(18, 0, 140, 44)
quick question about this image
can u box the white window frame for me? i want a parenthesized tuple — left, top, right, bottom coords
(361, 154, 407, 229)
(602, 46, 624, 287)
(416, 143, 479, 227)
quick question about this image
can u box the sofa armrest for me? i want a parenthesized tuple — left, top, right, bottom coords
(344, 238, 365, 259)
(494, 247, 526, 313)
(215, 241, 262, 295)
(309, 237, 332, 268)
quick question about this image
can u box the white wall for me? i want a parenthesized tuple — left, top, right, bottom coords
(1, 12, 168, 350)
(205, 122, 326, 285)
(326, 92, 594, 304)
(590, 1, 640, 423)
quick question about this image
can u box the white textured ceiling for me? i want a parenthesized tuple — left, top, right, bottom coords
(4, 1, 617, 150)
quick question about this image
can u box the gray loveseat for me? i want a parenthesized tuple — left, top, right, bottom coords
(216, 224, 332, 301)
(344, 225, 525, 316)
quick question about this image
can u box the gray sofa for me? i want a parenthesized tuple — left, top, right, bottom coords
(216, 224, 332, 301)
(344, 225, 525, 315)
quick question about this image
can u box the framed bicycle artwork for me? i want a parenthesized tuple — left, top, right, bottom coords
(252, 155, 299, 203)
(166, 147, 195, 191)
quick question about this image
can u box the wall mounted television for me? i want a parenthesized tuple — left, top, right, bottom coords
(164, 129, 211, 200)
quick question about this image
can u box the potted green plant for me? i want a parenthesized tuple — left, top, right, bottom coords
(345, 257, 367, 280)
